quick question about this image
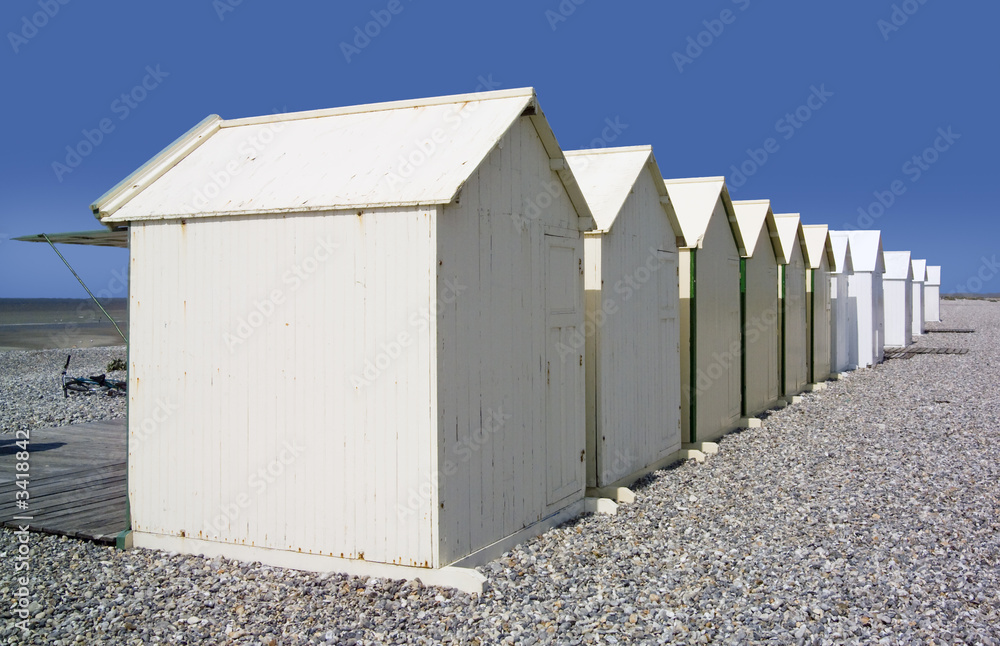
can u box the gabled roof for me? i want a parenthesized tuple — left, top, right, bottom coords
(802, 224, 835, 270)
(828, 231, 854, 275)
(883, 251, 913, 280)
(93, 88, 593, 226)
(926, 266, 941, 286)
(14, 229, 128, 249)
(564, 145, 684, 243)
(663, 176, 746, 254)
(832, 230, 885, 274)
(731, 200, 784, 263)
(911, 259, 927, 283)
(773, 214, 807, 266)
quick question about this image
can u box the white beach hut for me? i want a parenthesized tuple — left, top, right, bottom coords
(802, 225, 834, 387)
(837, 231, 886, 367)
(732, 200, 783, 422)
(90, 88, 596, 591)
(828, 233, 857, 373)
(911, 259, 927, 336)
(564, 146, 685, 491)
(883, 251, 914, 348)
(665, 177, 746, 446)
(925, 266, 942, 322)
(774, 214, 809, 401)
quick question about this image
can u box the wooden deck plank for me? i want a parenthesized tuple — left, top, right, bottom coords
(0, 421, 127, 543)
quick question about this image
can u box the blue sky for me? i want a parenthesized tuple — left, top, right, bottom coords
(1, 0, 997, 297)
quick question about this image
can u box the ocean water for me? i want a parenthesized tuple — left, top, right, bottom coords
(0, 298, 128, 350)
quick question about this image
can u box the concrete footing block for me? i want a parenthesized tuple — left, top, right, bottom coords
(586, 486, 636, 504)
(682, 442, 719, 455)
(677, 449, 706, 463)
(739, 417, 763, 428)
(585, 497, 618, 515)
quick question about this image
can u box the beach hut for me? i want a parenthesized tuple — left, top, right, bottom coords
(828, 233, 857, 373)
(883, 251, 914, 348)
(774, 214, 809, 401)
(802, 225, 834, 387)
(731, 200, 783, 422)
(665, 177, 746, 446)
(564, 146, 685, 491)
(90, 88, 596, 592)
(835, 230, 886, 367)
(911, 259, 927, 336)
(925, 266, 942, 322)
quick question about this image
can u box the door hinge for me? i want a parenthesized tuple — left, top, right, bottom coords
(546, 361, 550, 385)
(579, 355, 583, 366)
(580, 449, 586, 462)
(579, 258, 583, 275)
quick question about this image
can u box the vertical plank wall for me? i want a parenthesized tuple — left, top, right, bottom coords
(128, 208, 438, 567)
(589, 169, 680, 487)
(830, 269, 854, 372)
(849, 274, 876, 367)
(810, 257, 832, 383)
(743, 229, 780, 417)
(693, 202, 742, 443)
(782, 238, 809, 396)
(436, 116, 585, 565)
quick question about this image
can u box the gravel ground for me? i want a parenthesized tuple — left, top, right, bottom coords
(3, 301, 1000, 645)
(0, 347, 126, 436)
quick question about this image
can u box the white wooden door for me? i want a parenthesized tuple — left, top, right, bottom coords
(657, 250, 680, 455)
(544, 233, 585, 507)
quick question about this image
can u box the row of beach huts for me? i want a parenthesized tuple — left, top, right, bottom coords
(30, 88, 944, 592)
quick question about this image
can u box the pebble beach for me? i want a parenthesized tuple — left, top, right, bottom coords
(2, 299, 999, 644)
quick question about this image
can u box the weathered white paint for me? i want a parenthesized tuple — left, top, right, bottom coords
(911, 259, 927, 336)
(732, 200, 782, 418)
(802, 225, 834, 384)
(925, 266, 942, 322)
(883, 251, 913, 348)
(101, 89, 593, 580)
(828, 233, 857, 372)
(132, 532, 489, 595)
(836, 231, 886, 367)
(774, 215, 809, 398)
(565, 146, 683, 488)
(666, 177, 746, 444)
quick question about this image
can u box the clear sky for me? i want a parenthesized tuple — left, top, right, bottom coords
(1, 1, 997, 297)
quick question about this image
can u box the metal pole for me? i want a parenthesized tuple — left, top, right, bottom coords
(41, 233, 128, 344)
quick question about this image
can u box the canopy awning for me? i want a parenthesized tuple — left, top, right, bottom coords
(15, 229, 128, 248)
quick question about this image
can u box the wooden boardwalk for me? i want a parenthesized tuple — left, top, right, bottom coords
(0, 420, 127, 545)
